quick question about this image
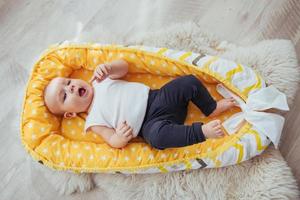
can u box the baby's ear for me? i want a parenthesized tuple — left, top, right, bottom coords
(63, 112, 77, 119)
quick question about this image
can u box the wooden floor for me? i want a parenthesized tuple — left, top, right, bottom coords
(1, 0, 300, 199)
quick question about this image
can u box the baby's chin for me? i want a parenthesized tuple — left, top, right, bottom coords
(84, 85, 94, 112)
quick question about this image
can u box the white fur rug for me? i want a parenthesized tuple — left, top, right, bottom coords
(31, 22, 300, 199)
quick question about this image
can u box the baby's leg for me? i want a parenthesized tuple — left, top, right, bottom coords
(142, 119, 206, 150)
(142, 119, 225, 150)
(159, 75, 217, 116)
(166, 74, 235, 117)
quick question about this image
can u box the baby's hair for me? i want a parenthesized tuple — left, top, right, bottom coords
(43, 82, 64, 116)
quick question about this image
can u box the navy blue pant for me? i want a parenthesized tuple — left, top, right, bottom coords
(138, 74, 217, 150)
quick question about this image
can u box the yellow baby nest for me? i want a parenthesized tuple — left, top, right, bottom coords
(21, 42, 272, 174)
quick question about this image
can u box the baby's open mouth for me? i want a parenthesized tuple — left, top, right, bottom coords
(78, 87, 86, 97)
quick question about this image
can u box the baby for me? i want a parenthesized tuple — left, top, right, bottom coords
(44, 59, 236, 150)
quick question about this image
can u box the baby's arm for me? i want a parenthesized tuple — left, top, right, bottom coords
(90, 121, 133, 148)
(108, 59, 129, 80)
(90, 59, 129, 83)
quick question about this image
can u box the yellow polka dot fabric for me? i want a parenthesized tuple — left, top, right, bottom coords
(20, 43, 270, 174)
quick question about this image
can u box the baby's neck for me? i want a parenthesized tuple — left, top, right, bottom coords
(86, 90, 95, 114)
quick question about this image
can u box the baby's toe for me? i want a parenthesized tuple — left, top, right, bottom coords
(225, 98, 232, 102)
(214, 120, 221, 125)
(214, 125, 222, 131)
(212, 124, 220, 130)
(216, 129, 223, 135)
(209, 120, 218, 127)
(228, 98, 237, 104)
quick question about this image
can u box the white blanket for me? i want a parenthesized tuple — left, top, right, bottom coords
(217, 84, 289, 148)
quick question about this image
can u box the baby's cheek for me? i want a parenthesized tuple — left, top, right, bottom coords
(73, 98, 82, 107)
(66, 98, 79, 109)
(75, 97, 87, 109)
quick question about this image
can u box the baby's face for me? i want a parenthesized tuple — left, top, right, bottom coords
(44, 77, 94, 115)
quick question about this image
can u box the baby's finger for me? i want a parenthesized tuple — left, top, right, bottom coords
(120, 125, 131, 133)
(120, 120, 127, 125)
(101, 65, 109, 75)
(96, 70, 107, 81)
(89, 76, 96, 83)
(127, 134, 133, 141)
(94, 71, 103, 79)
(94, 75, 103, 83)
(96, 68, 104, 76)
(117, 121, 128, 131)
(97, 73, 106, 81)
(117, 121, 127, 130)
(123, 128, 133, 137)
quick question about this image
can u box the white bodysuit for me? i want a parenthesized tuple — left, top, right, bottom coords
(84, 77, 150, 137)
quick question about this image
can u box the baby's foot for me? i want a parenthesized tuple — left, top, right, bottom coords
(202, 119, 224, 139)
(209, 97, 236, 117)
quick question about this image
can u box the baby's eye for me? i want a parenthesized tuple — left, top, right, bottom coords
(63, 92, 67, 101)
(67, 80, 71, 85)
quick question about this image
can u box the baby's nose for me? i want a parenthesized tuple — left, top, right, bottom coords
(67, 85, 75, 93)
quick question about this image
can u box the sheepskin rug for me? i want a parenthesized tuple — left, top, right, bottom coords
(31, 22, 300, 199)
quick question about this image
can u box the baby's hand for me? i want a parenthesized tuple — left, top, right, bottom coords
(89, 63, 112, 83)
(115, 121, 134, 143)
